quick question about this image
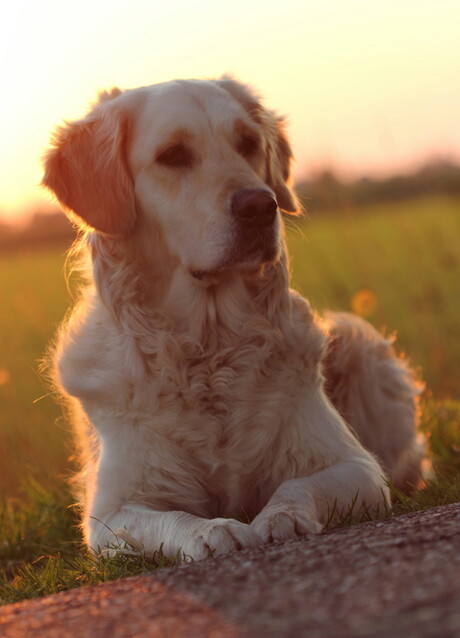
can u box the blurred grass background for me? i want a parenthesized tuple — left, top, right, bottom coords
(288, 195, 460, 397)
(0, 247, 71, 497)
(1, 193, 460, 603)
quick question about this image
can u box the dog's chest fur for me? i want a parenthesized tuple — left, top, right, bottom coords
(59, 294, 327, 520)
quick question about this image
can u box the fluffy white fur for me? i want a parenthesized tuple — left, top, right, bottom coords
(43, 77, 423, 561)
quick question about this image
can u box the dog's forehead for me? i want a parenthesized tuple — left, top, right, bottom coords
(133, 80, 253, 142)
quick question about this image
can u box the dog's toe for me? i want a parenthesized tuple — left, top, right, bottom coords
(251, 505, 322, 543)
(183, 518, 261, 561)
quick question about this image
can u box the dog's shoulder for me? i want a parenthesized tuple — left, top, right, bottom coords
(55, 290, 139, 401)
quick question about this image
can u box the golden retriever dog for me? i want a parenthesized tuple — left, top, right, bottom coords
(43, 77, 423, 561)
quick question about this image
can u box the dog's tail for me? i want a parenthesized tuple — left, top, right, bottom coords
(321, 311, 427, 493)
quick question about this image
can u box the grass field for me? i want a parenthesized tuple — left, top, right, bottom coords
(1, 194, 459, 603)
(0, 245, 71, 498)
(288, 195, 460, 398)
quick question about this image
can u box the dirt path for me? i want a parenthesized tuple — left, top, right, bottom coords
(1, 502, 459, 637)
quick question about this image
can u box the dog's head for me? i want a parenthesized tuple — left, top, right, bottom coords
(43, 77, 298, 279)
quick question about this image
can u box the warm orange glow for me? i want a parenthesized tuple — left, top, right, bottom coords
(0, 369, 10, 386)
(1, 0, 459, 222)
(350, 288, 378, 318)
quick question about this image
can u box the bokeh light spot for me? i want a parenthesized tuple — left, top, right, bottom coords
(0, 368, 11, 386)
(350, 288, 378, 318)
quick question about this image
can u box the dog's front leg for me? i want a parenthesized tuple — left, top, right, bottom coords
(251, 454, 390, 542)
(87, 505, 261, 561)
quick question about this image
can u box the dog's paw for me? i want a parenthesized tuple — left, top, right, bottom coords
(250, 504, 322, 543)
(182, 518, 261, 561)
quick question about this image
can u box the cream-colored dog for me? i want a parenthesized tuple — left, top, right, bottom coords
(43, 77, 423, 560)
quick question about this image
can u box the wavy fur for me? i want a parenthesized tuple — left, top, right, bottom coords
(43, 78, 423, 560)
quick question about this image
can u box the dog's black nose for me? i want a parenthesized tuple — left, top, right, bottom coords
(231, 189, 278, 227)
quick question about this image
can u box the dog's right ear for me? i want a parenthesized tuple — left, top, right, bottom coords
(42, 90, 136, 235)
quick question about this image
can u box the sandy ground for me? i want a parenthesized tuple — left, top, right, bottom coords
(1, 502, 459, 638)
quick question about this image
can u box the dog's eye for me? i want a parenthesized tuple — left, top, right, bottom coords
(237, 134, 260, 158)
(156, 144, 194, 168)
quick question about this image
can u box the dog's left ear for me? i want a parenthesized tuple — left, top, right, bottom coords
(215, 76, 298, 214)
(263, 113, 298, 214)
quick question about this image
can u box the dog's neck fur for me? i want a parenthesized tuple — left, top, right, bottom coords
(88, 226, 295, 352)
(162, 257, 293, 348)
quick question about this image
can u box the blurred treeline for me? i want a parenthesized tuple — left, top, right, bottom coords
(1, 159, 460, 249)
(296, 159, 460, 211)
(0, 209, 75, 251)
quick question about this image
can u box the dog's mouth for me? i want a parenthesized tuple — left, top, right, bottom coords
(191, 224, 280, 282)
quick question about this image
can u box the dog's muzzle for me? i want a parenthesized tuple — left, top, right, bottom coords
(190, 189, 279, 281)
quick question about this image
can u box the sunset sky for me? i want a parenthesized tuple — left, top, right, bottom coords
(1, 0, 459, 222)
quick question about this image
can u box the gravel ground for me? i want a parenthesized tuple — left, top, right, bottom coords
(1, 502, 459, 638)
